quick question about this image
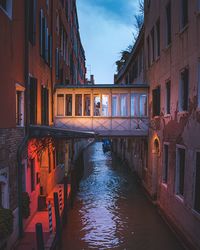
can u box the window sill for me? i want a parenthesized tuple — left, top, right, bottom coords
(164, 114, 171, 118)
(163, 43, 172, 52)
(161, 183, 168, 189)
(155, 56, 160, 63)
(179, 24, 189, 35)
(175, 194, 184, 203)
(191, 209, 200, 221)
(178, 111, 189, 116)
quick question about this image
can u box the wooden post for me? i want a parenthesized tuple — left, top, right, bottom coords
(54, 192, 62, 248)
(63, 176, 68, 224)
(70, 170, 74, 209)
(36, 223, 44, 250)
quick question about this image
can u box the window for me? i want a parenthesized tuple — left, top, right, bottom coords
(75, 94, 82, 116)
(29, 0, 37, 45)
(147, 36, 150, 68)
(131, 94, 139, 116)
(39, 9, 44, 57)
(140, 94, 147, 116)
(94, 95, 101, 116)
(112, 95, 119, 117)
(57, 94, 64, 116)
(30, 159, 35, 192)
(166, 2, 171, 45)
(45, 24, 49, 63)
(179, 68, 189, 111)
(131, 94, 147, 117)
(152, 86, 160, 116)
(151, 27, 155, 62)
(176, 147, 185, 197)
(0, 0, 12, 17)
(156, 18, 160, 57)
(84, 94, 90, 116)
(194, 152, 200, 213)
(198, 61, 200, 107)
(163, 144, 169, 183)
(166, 81, 171, 114)
(102, 95, 109, 116)
(120, 94, 128, 117)
(66, 94, 72, 116)
(30, 77, 37, 124)
(56, 48, 60, 79)
(49, 35, 52, 67)
(16, 90, 24, 126)
(41, 86, 49, 125)
(181, 0, 188, 29)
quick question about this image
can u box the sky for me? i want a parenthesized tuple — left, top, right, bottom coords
(76, 0, 139, 84)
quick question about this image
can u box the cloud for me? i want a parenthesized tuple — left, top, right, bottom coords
(77, 0, 139, 84)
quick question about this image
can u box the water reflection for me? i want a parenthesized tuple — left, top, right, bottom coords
(62, 142, 183, 250)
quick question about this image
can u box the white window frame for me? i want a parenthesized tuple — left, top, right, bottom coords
(175, 145, 186, 199)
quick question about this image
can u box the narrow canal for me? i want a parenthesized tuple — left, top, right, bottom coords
(62, 142, 184, 250)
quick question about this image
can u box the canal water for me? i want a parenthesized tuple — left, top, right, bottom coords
(62, 142, 184, 250)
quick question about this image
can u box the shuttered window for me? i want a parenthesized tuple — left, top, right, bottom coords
(56, 48, 60, 79)
(181, 0, 188, 29)
(152, 86, 160, 116)
(179, 68, 189, 111)
(30, 77, 37, 124)
(29, 0, 37, 45)
(176, 147, 185, 197)
(39, 9, 44, 56)
(41, 86, 49, 125)
(49, 35, 52, 67)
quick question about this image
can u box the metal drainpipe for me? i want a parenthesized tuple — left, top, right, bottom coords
(17, 0, 30, 238)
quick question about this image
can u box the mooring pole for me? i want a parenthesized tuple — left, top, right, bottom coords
(63, 176, 68, 224)
(54, 192, 62, 248)
(36, 223, 44, 250)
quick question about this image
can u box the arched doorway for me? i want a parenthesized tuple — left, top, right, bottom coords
(152, 137, 160, 199)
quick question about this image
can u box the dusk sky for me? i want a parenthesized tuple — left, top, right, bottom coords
(76, 0, 139, 84)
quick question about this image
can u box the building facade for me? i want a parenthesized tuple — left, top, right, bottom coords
(145, 0, 200, 248)
(0, 0, 86, 248)
(114, 1, 200, 249)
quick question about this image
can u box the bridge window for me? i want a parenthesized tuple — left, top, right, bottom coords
(75, 94, 82, 116)
(120, 94, 128, 116)
(112, 95, 119, 117)
(131, 94, 139, 116)
(65, 94, 72, 116)
(57, 94, 64, 116)
(102, 95, 109, 116)
(140, 94, 148, 116)
(84, 94, 91, 116)
(131, 94, 147, 117)
(94, 95, 101, 116)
